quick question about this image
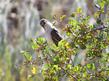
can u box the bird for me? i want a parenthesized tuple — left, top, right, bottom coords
(40, 19, 62, 46)
(40, 18, 87, 66)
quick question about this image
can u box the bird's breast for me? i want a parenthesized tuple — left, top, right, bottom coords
(44, 32, 53, 44)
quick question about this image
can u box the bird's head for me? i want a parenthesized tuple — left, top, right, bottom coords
(40, 19, 53, 31)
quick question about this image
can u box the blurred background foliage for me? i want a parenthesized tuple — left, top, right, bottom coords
(0, 0, 109, 81)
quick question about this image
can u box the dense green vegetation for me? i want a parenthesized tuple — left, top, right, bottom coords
(0, 0, 109, 81)
(20, 1, 109, 81)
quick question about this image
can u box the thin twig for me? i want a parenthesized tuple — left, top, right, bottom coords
(59, 66, 78, 81)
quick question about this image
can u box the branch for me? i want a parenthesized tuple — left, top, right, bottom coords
(59, 66, 78, 81)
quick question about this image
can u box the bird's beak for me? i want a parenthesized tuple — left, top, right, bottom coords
(40, 19, 46, 28)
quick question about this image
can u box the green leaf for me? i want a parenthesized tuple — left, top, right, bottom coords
(76, 7, 82, 13)
(73, 66, 79, 72)
(53, 65, 59, 71)
(66, 64, 72, 69)
(36, 37, 46, 45)
(60, 15, 66, 21)
(21, 51, 32, 61)
(31, 40, 39, 49)
(83, 72, 87, 78)
(68, 19, 78, 27)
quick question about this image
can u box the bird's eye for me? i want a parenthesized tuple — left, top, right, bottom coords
(40, 19, 46, 27)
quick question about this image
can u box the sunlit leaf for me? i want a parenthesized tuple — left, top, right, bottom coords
(36, 37, 46, 45)
(21, 51, 32, 61)
(31, 67, 37, 74)
(60, 15, 66, 21)
(76, 7, 82, 13)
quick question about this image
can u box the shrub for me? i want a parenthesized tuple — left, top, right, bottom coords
(21, 1, 109, 81)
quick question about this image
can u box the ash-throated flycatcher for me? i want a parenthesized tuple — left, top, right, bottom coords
(40, 19, 62, 46)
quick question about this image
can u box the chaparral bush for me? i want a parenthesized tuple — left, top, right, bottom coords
(21, 1, 109, 81)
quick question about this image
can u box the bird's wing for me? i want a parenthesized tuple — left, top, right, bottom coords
(51, 28, 62, 46)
